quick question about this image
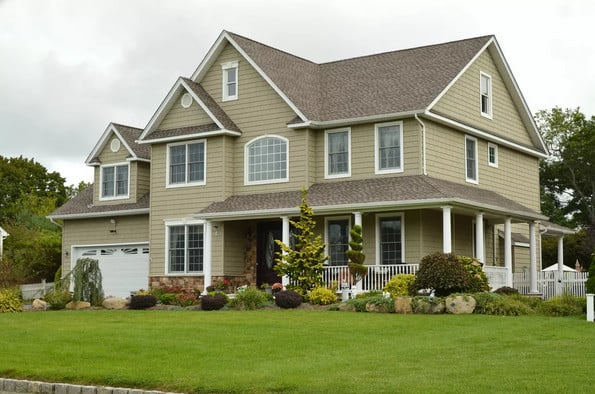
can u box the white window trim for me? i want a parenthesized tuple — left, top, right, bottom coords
(166, 139, 207, 188)
(465, 135, 479, 184)
(375, 213, 405, 266)
(244, 135, 289, 185)
(164, 218, 206, 275)
(324, 216, 352, 266)
(324, 127, 351, 179)
(487, 142, 498, 168)
(480, 72, 493, 119)
(374, 120, 404, 174)
(221, 61, 238, 102)
(99, 162, 130, 201)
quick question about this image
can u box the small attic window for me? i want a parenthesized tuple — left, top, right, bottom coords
(181, 93, 193, 108)
(221, 61, 238, 101)
(110, 138, 121, 153)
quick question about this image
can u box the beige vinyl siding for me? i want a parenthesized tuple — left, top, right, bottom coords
(418, 210, 444, 259)
(433, 50, 533, 147)
(199, 43, 307, 194)
(136, 161, 151, 197)
(453, 214, 473, 257)
(157, 92, 214, 130)
(314, 119, 421, 182)
(221, 221, 249, 276)
(425, 120, 540, 210)
(93, 140, 135, 205)
(61, 215, 149, 275)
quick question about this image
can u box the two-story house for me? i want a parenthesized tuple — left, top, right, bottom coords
(50, 31, 551, 297)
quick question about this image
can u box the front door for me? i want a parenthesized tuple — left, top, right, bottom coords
(256, 221, 283, 287)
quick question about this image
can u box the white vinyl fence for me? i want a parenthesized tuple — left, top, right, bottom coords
(20, 280, 55, 300)
(322, 264, 419, 292)
(513, 271, 588, 299)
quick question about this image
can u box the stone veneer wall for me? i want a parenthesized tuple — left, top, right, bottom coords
(0, 378, 181, 394)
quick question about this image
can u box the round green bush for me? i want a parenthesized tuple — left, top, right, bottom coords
(228, 287, 270, 310)
(308, 287, 338, 305)
(201, 292, 229, 311)
(43, 289, 72, 310)
(493, 286, 520, 295)
(472, 292, 533, 316)
(274, 290, 302, 309)
(129, 295, 157, 309)
(384, 274, 416, 297)
(538, 294, 585, 316)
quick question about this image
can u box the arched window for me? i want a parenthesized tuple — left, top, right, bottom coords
(245, 136, 288, 184)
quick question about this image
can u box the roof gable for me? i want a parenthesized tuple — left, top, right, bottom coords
(139, 77, 241, 143)
(85, 123, 148, 165)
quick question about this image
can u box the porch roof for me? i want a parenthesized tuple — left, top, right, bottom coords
(197, 175, 547, 222)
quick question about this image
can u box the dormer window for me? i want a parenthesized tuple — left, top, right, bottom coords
(221, 61, 238, 101)
(480, 72, 492, 118)
(100, 163, 129, 200)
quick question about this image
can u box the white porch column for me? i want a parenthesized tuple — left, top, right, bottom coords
(442, 206, 452, 253)
(475, 212, 485, 264)
(281, 216, 290, 287)
(529, 222, 538, 294)
(556, 235, 564, 296)
(504, 218, 513, 287)
(203, 220, 213, 293)
(353, 211, 362, 227)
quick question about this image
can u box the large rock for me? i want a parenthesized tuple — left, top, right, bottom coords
(413, 298, 445, 314)
(102, 297, 128, 310)
(394, 297, 413, 314)
(365, 302, 391, 313)
(66, 301, 91, 310)
(32, 299, 48, 311)
(445, 295, 476, 314)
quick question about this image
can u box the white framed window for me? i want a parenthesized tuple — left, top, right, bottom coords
(100, 163, 129, 200)
(465, 135, 478, 184)
(376, 214, 404, 265)
(325, 217, 351, 266)
(480, 72, 492, 118)
(245, 135, 289, 185)
(488, 142, 498, 168)
(325, 128, 351, 178)
(166, 221, 204, 274)
(166, 140, 206, 187)
(375, 121, 404, 174)
(221, 61, 238, 101)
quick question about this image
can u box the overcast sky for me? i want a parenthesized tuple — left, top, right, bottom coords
(1, 0, 594, 185)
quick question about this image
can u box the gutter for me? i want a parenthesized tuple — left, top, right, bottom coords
(287, 110, 424, 129)
(414, 113, 428, 175)
(48, 208, 150, 221)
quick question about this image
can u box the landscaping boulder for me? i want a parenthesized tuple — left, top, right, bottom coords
(445, 295, 476, 314)
(103, 297, 128, 310)
(413, 299, 445, 314)
(338, 303, 356, 312)
(394, 297, 413, 314)
(366, 302, 391, 313)
(32, 299, 48, 311)
(66, 301, 91, 310)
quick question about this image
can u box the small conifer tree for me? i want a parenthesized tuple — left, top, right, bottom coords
(70, 258, 104, 306)
(346, 224, 367, 284)
(274, 188, 327, 294)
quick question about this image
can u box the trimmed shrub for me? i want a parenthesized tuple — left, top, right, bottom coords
(538, 294, 585, 316)
(308, 287, 338, 305)
(355, 290, 384, 299)
(229, 287, 270, 310)
(274, 290, 302, 309)
(586, 251, 595, 294)
(129, 295, 157, 310)
(458, 256, 490, 292)
(343, 297, 369, 312)
(472, 292, 533, 316)
(43, 289, 72, 310)
(201, 292, 229, 311)
(364, 296, 395, 313)
(384, 274, 416, 297)
(0, 287, 23, 313)
(494, 286, 520, 295)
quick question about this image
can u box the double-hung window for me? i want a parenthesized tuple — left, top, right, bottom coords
(465, 135, 478, 183)
(375, 121, 403, 173)
(168, 141, 206, 186)
(326, 218, 350, 266)
(488, 142, 498, 167)
(167, 223, 204, 274)
(101, 163, 129, 199)
(245, 136, 288, 184)
(325, 128, 350, 178)
(222, 61, 238, 101)
(377, 215, 403, 265)
(480, 72, 492, 118)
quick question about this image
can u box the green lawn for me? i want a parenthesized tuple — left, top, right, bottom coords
(0, 310, 593, 393)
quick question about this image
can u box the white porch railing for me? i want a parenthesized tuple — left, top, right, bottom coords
(513, 271, 588, 299)
(483, 266, 508, 291)
(322, 264, 419, 292)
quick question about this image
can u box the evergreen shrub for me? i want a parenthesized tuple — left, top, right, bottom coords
(228, 287, 270, 310)
(538, 294, 585, 316)
(129, 295, 157, 309)
(43, 289, 72, 310)
(274, 290, 302, 309)
(201, 292, 228, 311)
(384, 274, 416, 297)
(307, 287, 338, 305)
(0, 287, 23, 313)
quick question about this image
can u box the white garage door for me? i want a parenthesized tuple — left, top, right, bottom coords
(72, 244, 149, 298)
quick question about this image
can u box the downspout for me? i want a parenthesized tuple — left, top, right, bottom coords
(414, 113, 428, 175)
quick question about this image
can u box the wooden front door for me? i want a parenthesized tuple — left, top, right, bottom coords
(256, 221, 283, 287)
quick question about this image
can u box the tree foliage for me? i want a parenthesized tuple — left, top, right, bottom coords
(67, 258, 104, 306)
(345, 224, 367, 283)
(274, 188, 327, 294)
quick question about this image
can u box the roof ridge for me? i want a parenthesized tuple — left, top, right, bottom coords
(111, 123, 143, 132)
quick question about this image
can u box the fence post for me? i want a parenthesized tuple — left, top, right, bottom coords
(587, 294, 594, 323)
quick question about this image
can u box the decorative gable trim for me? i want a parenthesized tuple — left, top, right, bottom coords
(190, 31, 308, 123)
(138, 77, 239, 143)
(85, 123, 141, 166)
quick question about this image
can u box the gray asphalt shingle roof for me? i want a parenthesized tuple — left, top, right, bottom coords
(112, 124, 150, 160)
(49, 186, 150, 218)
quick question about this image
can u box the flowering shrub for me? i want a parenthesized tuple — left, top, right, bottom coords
(207, 279, 231, 293)
(176, 292, 198, 307)
(271, 282, 283, 293)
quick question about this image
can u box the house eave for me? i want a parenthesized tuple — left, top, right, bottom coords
(137, 129, 241, 145)
(288, 110, 424, 129)
(48, 208, 150, 221)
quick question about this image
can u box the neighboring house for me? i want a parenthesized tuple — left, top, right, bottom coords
(50, 31, 554, 297)
(0, 226, 8, 258)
